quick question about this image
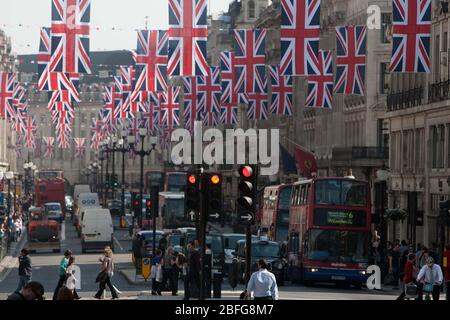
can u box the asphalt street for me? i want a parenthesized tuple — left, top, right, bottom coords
(0, 217, 399, 300)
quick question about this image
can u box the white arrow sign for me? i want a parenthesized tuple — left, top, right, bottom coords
(240, 214, 253, 222)
(189, 212, 196, 221)
(209, 213, 220, 219)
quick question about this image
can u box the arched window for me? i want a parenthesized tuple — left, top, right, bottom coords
(248, 0, 255, 19)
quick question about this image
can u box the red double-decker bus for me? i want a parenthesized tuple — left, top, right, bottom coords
(144, 170, 165, 193)
(259, 184, 293, 243)
(288, 177, 371, 287)
(35, 169, 66, 212)
(165, 172, 187, 192)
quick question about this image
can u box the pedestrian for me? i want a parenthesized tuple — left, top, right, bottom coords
(161, 246, 177, 296)
(429, 242, 440, 264)
(7, 281, 45, 300)
(245, 259, 279, 300)
(186, 241, 201, 300)
(176, 252, 188, 300)
(52, 249, 72, 300)
(15, 248, 32, 294)
(387, 241, 400, 288)
(94, 247, 118, 299)
(14, 217, 22, 240)
(399, 240, 409, 256)
(63, 255, 80, 299)
(396, 253, 417, 300)
(159, 234, 168, 254)
(417, 246, 429, 268)
(151, 249, 163, 295)
(416, 257, 443, 301)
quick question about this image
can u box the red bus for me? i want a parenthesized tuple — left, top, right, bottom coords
(165, 172, 186, 192)
(144, 170, 165, 193)
(259, 184, 293, 243)
(288, 177, 371, 287)
(35, 169, 66, 212)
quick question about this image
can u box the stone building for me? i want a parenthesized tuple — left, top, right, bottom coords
(385, 0, 450, 247)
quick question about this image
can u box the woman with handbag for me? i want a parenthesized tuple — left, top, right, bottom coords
(151, 249, 163, 295)
(397, 253, 417, 300)
(64, 256, 80, 299)
(94, 247, 118, 299)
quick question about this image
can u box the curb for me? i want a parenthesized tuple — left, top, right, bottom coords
(0, 230, 27, 281)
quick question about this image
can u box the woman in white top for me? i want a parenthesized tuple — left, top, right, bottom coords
(65, 256, 80, 299)
(94, 247, 119, 299)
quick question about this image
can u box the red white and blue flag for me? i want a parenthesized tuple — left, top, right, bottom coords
(50, 0, 92, 74)
(74, 137, 86, 157)
(268, 65, 293, 116)
(219, 51, 239, 125)
(11, 112, 26, 136)
(102, 85, 118, 126)
(43, 137, 55, 158)
(168, 0, 208, 77)
(335, 25, 367, 95)
(280, 0, 321, 76)
(133, 30, 168, 93)
(160, 87, 180, 128)
(90, 117, 103, 150)
(141, 101, 160, 135)
(182, 76, 202, 131)
(12, 83, 29, 115)
(0, 72, 16, 120)
(306, 50, 334, 109)
(390, 0, 431, 73)
(24, 115, 37, 149)
(120, 66, 145, 118)
(38, 27, 51, 84)
(39, 72, 80, 101)
(234, 29, 267, 96)
(198, 66, 221, 127)
(242, 91, 269, 121)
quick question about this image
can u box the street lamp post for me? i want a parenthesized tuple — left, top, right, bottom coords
(376, 166, 390, 278)
(104, 138, 111, 206)
(129, 129, 157, 228)
(118, 130, 130, 221)
(111, 136, 118, 199)
(99, 147, 105, 204)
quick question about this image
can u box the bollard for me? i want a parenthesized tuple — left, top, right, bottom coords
(213, 272, 222, 299)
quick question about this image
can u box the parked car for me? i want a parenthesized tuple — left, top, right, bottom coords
(232, 239, 287, 286)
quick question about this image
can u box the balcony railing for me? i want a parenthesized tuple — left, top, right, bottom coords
(387, 87, 423, 112)
(352, 147, 389, 160)
(428, 79, 450, 103)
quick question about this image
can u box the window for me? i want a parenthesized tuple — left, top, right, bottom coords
(248, 0, 255, 19)
(439, 125, 445, 168)
(416, 128, 425, 173)
(314, 179, 368, 207)
(381, 13, 392, 44)
(380, 62, 390, 94)
(435, 35, 441, 82)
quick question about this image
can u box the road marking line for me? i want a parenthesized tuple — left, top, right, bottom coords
(114, 237, 124, 252)
(61, 221, 66, 241)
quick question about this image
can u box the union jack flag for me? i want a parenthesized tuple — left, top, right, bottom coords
(234, 29, 267, 96)
(167, 0, 209, 76)
(280, 0, 321, 76)
(102, 85, 118, 126)
(133, 30, 168, 93)
(242, 91, 269, 121)
(160, 87, 180, 128)
(50, 0, 92, 74)
(198, 66, 221, 127)
(390, 0, 431, 73)
(306, 50, 334, 109)
(120, 66, 144, 118)
(38, 27, 51, 85)
(220, 51, 239, 125)
(161, 127, 175, 150)
(141, 101, 160, 135)
(127, 118, 144, 142)
(74, 137, 86, 157)
(12, 83, 29, 115)
(49, 99, 74, 125)
(335, 26, 367, 95)
(182, 76, 202, 131)
(90, 117, 103, 150)
(0, 72, 16, 119)
(43, 137, 55, 158)
(38, 71, 80, 98)
(56, 124, 72, 149)
(268, 65, 293, 116)
(24, 115, 37, 149)
(11, 112, 26, 136)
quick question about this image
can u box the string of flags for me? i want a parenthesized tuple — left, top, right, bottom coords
(0, 0, 432, 156)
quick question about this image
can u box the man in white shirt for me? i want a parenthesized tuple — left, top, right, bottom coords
(416, 257, 443, 300)
(246, 259, 279, 300)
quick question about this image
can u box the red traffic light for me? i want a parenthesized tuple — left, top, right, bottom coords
(133, 200, 139, 208)
(146, 200, 151, 208)
(210, 175, 221, 185)
(188, 175, 197, 185)
(240, 166, 253, 178)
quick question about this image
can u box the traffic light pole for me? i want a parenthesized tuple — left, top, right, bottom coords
(245, 224, 252, 287)
(139, 138, 145, 228)
(199, 169, 206, 300)
(112, 141, 116, 200)
(104, 147, 109, 207)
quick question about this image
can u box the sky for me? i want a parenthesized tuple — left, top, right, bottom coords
(1, 0, 233, 55)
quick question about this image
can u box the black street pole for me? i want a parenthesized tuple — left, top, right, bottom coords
(112, 142, 116, 200)
(199, 170, 205, 300)
(380, 180, 386, 278)
(121, 147, 126, 219)
(104, 146, 109, 206)
(13, 176, 16, 216)
(99, 151, 104, 204)
(151, 186, 158, 262)
(139, 138, 145, 228)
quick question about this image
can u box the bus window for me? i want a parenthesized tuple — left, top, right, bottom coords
(305, 184, 310, 204)
(315, 180, 367, 207)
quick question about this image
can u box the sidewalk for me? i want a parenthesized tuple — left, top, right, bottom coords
(0, 228, 26, 281)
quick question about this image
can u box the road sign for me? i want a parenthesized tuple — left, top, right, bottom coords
(209, 213, 220, 219)
(238, 212, 255, 225)
(189, 211, 196, 222)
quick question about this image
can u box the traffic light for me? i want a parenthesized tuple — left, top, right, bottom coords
(204, 173, 222, 222)
(145, 196, 152, 216)
(131, 192, 140, 215)
(104, 174, 110, 189)
(237, 165, 257, 224)
(112, 174, 119, 189)
(185, 172, 200, 221)
(150, 187, 159, 218)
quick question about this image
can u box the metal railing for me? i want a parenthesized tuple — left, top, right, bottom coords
(352, 147, 389, 159)
(428, 79, 450, 103)
(387, 87, 423, 112)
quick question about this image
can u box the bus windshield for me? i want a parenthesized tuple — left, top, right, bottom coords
(167, 174, 186, 192)
(315, 180, 367, 207)
(167, 199, 184, 218)
(223, 235, 245, 250)
(147, 172, 164, 188)
(206, 235, 223, 253)
(39, 171, 62, 180)
(307, 230, 369, 263)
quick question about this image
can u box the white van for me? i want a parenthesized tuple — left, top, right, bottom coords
(80, 208, 114, 253)
(73, 184, 91, 202)
(74, 193, 100, 236)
